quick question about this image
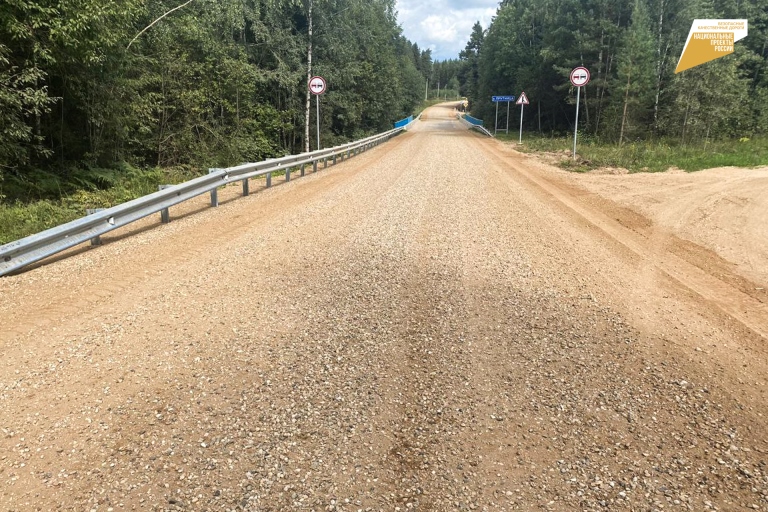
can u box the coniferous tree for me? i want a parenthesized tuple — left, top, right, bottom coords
(616, 0, 656, 144)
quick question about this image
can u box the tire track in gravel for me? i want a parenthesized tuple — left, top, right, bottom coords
(2, 104, 768, 512)
(475, 137, 768, 341)
(431, 121, 768, 511)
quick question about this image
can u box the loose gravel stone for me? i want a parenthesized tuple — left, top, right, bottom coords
(1, 104, 767, 511)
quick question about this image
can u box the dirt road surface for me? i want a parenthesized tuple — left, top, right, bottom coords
(1, 103, 767, 511)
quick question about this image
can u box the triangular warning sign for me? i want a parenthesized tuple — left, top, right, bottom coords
(516, 92, 529, 105)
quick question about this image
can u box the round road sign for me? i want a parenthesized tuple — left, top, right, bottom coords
(570, 67, 590, 87)
(309, 76, 327, 95)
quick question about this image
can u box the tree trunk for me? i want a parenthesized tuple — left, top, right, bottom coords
(304, 0, 313, 153)
(595, 28, 605, 134)
(579, 51, 590, 129)
(158, 71, 167, 166)
(681, 101, 690, 144)
(538, 101, 541, 134)
(33, 55, 41, 140)
(619, 65, 632, 146)
(652, 0, 666, 132)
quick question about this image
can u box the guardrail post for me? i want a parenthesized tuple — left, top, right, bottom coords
(242, 179, 249, 196)
(332, 154, 337, 165)
(158, 185, 174, 223)
(301, 164, 306, 177)
(266, 172, 272, 187)
(86, 209, 106, 245)
(208, 168, 222, 207)
(286, 167, 291, 182)
(313, 160, 318, 172)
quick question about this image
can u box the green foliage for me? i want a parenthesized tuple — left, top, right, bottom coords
(0, 164, 199, 244)
(0, 0, 428, 190)
(0, 43, 53, 167)
(612, 0, 656, 144)
(461, 0, 768, 145)
(0, 200, 81, 245)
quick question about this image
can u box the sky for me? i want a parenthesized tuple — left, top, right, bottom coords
(395, 0, 500, 61)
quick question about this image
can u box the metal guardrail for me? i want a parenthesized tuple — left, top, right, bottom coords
(462, 113, 485, 126)
(457, 113, 493, 137)
(394, 112, 422, 130)
(0, 127, 405, 276)
(394, 116, 413, 129)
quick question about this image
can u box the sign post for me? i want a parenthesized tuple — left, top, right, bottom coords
(309, 76, 327, 150)
(516, 92, 530, 143)
(569, 67, 590, 159)
(492, 95, 515, 136)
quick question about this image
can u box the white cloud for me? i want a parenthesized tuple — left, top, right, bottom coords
(420, 15, 458, 43)
(396, 0, 499, 60)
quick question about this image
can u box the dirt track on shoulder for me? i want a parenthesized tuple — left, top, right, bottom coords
(1, 103, 767, 511)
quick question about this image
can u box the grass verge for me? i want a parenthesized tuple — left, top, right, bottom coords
(0, 165, 199, 246)
(499, 133, 768, 173)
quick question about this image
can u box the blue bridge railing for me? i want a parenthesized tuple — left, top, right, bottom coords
(462, 114, 484, 126)
(394, 116, 414, 129)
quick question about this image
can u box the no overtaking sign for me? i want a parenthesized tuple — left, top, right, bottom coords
(570, 67, 590, 87)
(309, 76, 327, 95)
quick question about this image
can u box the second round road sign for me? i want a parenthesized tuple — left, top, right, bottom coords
(570, 67, 590, 87)
(309, 76, 327, 95)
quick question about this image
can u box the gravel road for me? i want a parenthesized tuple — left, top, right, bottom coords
(1, 103, 767, 511)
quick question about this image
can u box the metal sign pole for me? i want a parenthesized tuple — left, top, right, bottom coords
(495, 101, 499, 136)
(309, 75, 326, 150)
(316, 95, 321, 150)
(519, 103, 524, 143)
(506, 100, 511, 134)
(573, 86, 581, 159)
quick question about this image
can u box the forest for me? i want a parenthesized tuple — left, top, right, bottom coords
(2, 0, 767, 221)
(455, 0, 768, 145)
(0, 0, 432, 201)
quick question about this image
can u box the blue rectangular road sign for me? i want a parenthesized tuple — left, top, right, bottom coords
(492, 95, 515, 102)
